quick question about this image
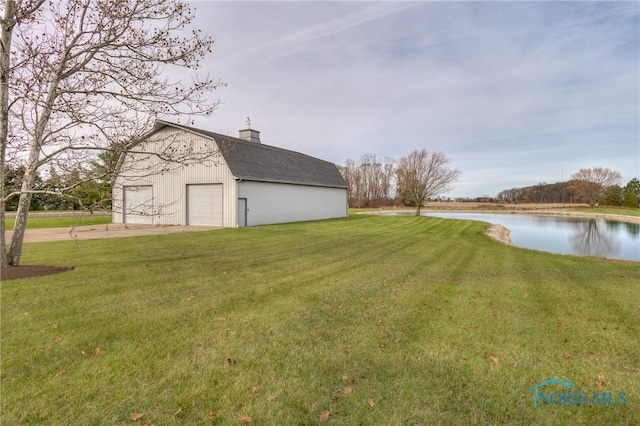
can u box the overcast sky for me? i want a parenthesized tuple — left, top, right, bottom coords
(185, 1, 639, 198)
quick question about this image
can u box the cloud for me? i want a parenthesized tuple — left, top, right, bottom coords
(187, 1, 639, 197)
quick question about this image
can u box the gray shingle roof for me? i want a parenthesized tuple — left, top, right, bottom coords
(158, 121, 347, 188)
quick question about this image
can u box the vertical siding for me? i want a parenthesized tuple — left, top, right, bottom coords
(113, 127, 237, 226)
(238, 181, 347, 226)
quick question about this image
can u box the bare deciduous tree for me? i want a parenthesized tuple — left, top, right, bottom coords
(339, 154, 395, 207)
(395, 149, 460, 216)
(1, 0, 224, 267)
(338, 158, 362, 207)
(569, 167, 622, 208)
(1, 0, 48, 267)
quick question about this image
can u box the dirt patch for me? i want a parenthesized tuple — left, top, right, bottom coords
(486, 224, 512, 245)
(1, 265, 75, 281)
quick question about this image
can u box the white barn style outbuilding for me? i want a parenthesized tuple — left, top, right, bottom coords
(112, 121, 348, 227)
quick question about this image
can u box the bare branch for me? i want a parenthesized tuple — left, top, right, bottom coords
(569, 167, 622, 208)
(396, 150, 460, 216)
(2, 0, 223, 266)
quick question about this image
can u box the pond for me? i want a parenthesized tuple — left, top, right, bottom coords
(422, 212, 640, 261)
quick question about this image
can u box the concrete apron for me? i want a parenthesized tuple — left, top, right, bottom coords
(5, 224, 221, 244)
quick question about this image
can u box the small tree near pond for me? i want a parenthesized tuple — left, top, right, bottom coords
(395, 149, 460, 216)
(569, 168, 622, 208)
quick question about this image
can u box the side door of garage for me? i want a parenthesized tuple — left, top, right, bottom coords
(123, 185, 154, 224)
(237, 198, 247, 227)
(187, 184, 223, 226)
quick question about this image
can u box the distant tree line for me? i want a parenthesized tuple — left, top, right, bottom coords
(496, 181, 578, 204)
(496, 169, 639, 208)
(339, 158, 639, 209)
(3, 151, 114, 212)
(338, 154, 396, 208)
(338, 150, 460, 212)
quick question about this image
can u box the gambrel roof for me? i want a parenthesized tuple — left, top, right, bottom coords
(154, 121, 347, 189)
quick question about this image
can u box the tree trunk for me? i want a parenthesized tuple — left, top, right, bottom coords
(415, 203, 421, 216)
(0, 149, 6, 267)
(7, 131, 42, 266)
(1, 1, 16, 267)
(7, 191, 32, 266)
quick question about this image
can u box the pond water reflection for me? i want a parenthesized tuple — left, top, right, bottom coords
(423, 212, 640, 261)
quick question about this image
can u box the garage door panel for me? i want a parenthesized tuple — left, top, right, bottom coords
(187, 184, 222, 226)
(124, 186, 153, 224)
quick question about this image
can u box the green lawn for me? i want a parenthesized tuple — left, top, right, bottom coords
(5, 214, 112, 230)
(568, 206, 640, 217)
(1, 214, 638, 425)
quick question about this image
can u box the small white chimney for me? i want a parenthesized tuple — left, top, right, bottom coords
(239, 128, 261, 143)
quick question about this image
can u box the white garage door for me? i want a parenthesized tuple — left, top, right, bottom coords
(187, 184, 223, 226)
(124, 186, 153, 224)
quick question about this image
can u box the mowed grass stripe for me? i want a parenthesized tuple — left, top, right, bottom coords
(2, 215, 639, 425)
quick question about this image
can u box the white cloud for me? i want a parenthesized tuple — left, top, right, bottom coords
(186, 1, 639, 197)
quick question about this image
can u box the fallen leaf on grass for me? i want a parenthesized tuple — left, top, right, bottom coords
(224, 358, 236, 367)
(172, 408, 182, 419)
(319, 410, 330, 422)
(341, 375, 349, 383)
(490, 355, 499, 365)
(130, 412, 145, 421)
(208, 410, 216, 419)
(53, 337, 62, 342)
(343, 387, 353, 394)
(251, 386, 258, 394)
(239, 415, 252, 423)
(54, 370, 65, 377)
(367, 398, 375, 407)
(92, 347, 105, 356)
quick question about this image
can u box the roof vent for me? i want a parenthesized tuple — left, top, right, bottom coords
(239, 129, 261, 143)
